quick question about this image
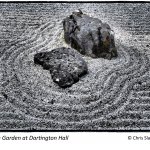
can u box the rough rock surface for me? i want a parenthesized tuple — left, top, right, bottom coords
(34, 47, 88, 88)
(63, 10, 118, 59)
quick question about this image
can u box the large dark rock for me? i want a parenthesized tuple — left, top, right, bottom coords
(63, 10, 118, 59)
(34, 47, 88, 88)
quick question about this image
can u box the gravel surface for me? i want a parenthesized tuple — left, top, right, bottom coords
(0, 3, 150, 130)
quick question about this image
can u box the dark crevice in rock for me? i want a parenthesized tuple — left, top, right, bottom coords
(1, 92, 8, 99)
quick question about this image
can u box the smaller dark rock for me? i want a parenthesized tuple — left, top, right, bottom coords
(34, 47, 88, 88)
